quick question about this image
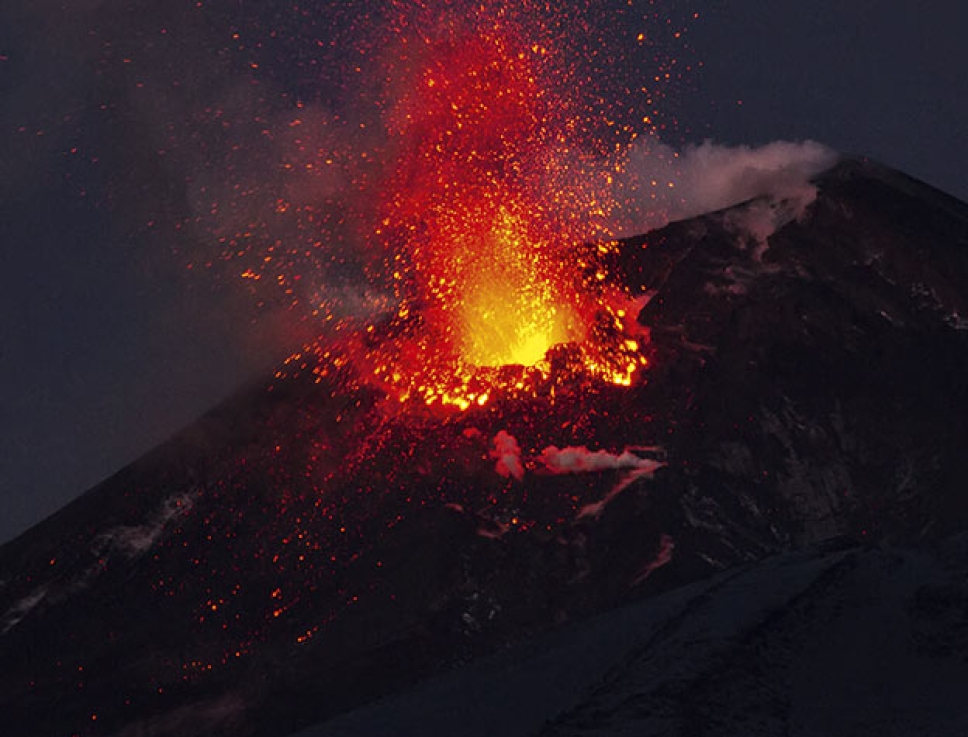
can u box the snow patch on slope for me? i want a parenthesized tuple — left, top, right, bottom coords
(95, 493, 194, 558)
(0, 491, 196, 636)
(1, 588, 49, 634)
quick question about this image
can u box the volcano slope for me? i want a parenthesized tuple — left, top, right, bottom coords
(2, 157, 968, 737)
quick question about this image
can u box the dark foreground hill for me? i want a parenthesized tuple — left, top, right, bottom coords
(2, 157, 968, 737)
(300, 533, 968, 737)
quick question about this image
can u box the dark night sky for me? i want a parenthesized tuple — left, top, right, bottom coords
(1, 0, 966, 543)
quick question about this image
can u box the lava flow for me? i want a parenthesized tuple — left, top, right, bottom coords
(278, 7, 655, 410)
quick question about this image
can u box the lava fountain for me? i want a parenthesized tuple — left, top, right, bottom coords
(375, 21, 591, 369)
(269, 3, 684, 409)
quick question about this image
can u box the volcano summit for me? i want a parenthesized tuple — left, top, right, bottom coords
(3, 157, 968, 736)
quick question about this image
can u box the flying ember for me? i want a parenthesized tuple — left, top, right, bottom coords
(262, 2, 686, 409)
(374, 21, 590, 369)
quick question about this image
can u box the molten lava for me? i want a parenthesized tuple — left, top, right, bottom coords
(244, 2, 697, 410)
(375, 22, 589, 364)
(308, 11, 646, 408)
(440, 207, 577, 368)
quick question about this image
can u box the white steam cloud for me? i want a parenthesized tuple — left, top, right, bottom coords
(491, 430, 524, 481)
(607, 139, 839, 237)
(538, 445, 663, 475)
(538, 445, 664, 519)
(485, 439, 665, 516)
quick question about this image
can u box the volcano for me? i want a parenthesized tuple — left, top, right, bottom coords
(3, 157, 968, 737)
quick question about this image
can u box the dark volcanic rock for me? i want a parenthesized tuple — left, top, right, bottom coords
(2, 157, 968, 737)
(296, 534, 968, 737)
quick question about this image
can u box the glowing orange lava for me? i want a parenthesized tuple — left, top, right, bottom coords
(316, 12, 642, 407)
(257, 4, 689, 410)
(377, 22, 583, 360)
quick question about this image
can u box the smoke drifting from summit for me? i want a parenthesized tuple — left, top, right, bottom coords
(608, 139, 839, 237)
